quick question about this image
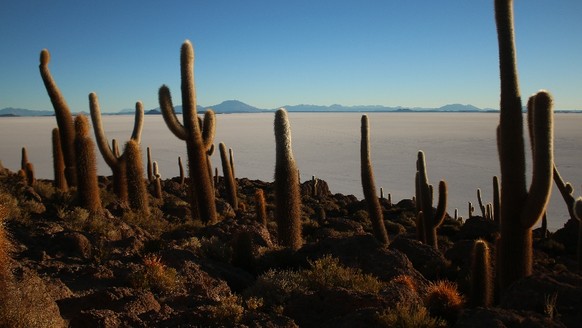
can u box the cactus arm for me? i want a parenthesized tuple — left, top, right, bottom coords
(39, 48, 77, 186)
(159, 85, 187, 140)
(89, 92, 119, 167)
(434, 180, 448, 228)
(520, 91, 554, 228)
(477, 188, 486, 217)
(554, 164, 576, 220)
(180, 41, 200, 138)
(130, 101, 144, 143)
(201, 110, 216, 150)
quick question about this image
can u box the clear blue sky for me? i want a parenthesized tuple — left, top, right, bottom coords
(1, 0, 581, 112)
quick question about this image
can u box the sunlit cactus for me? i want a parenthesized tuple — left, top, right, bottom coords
(159, 40, 217, 224)
(274, 108, 302, 250)
(39, 48, 77, 187)
(124, 140, 150, 215)
(360, 115, 389, 245)
(74, 115, 102, 214)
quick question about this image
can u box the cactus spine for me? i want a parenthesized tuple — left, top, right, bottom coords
(470, 239, 493, 307)
(274, 109, 302, 250)
(51, 128, 68, 191)
(74, 115, 102, 214)
(360, 115, 389, 245)
(124, 140, 150, 215)
(495, 0, 554, 292)
(89, 93, 144, 205)
(39, 49, 77, 187)
(219, 142, 238, 210)
(416, 151, 447, 249)
(159, 40, 216, 224)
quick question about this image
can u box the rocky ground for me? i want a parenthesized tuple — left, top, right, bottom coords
(0, 167, 580, 327)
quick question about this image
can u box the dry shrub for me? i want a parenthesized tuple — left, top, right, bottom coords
(129, 254, 180, 293)
(378, 303, 447, 328)
(424, 280, 464, 323)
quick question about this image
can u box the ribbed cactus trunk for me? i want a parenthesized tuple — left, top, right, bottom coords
(125, 140, 150, 215)
(39, 49, 77, 187)
(52, 128, 68, 191)
(274, 109, 302, 250)
(159, 40, 216, 224)
(492, 176, 500, 224)
(74, 115, 102, 214)
(219, 142, 238, 210)
(360, 115, 389, 245)
(495, 0, 554, 292)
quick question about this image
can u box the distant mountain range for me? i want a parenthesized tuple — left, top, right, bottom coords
(1, 100, 580, 117)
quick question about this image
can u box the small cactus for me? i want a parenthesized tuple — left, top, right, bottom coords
(470, 239, 493, 307)
(255, 189, 268, 227)
(219, 142, 238, 210)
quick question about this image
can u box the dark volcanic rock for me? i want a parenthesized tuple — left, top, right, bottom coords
(389, 235, 450, 280)
(455, 307, 566, 328)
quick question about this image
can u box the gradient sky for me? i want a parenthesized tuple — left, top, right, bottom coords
(1, 0, 581, 113)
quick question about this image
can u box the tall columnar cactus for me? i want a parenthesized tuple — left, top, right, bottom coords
(274, 109, 302, 250)
(89, 93, 144, 205)
(39, 49, 77, 187)
(219, 142, 238, 210)
(159, 40, 217, 224)
(24, 162, 36, 187)
(416, 151, 447, 249)
(74, 115, 102, 214)
(360, 115, 389, 245)
(495, 0, 554, 292)
(571, 199, 582, 271)
(52, 128, 68, 191)
(229, 148, 236, 180)
(124, 140, 150, 215)
(470, 239, 493, 307)
(20, 147, 28, 171)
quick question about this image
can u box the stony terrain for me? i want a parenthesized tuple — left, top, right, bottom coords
(0, 165, 580, 328)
